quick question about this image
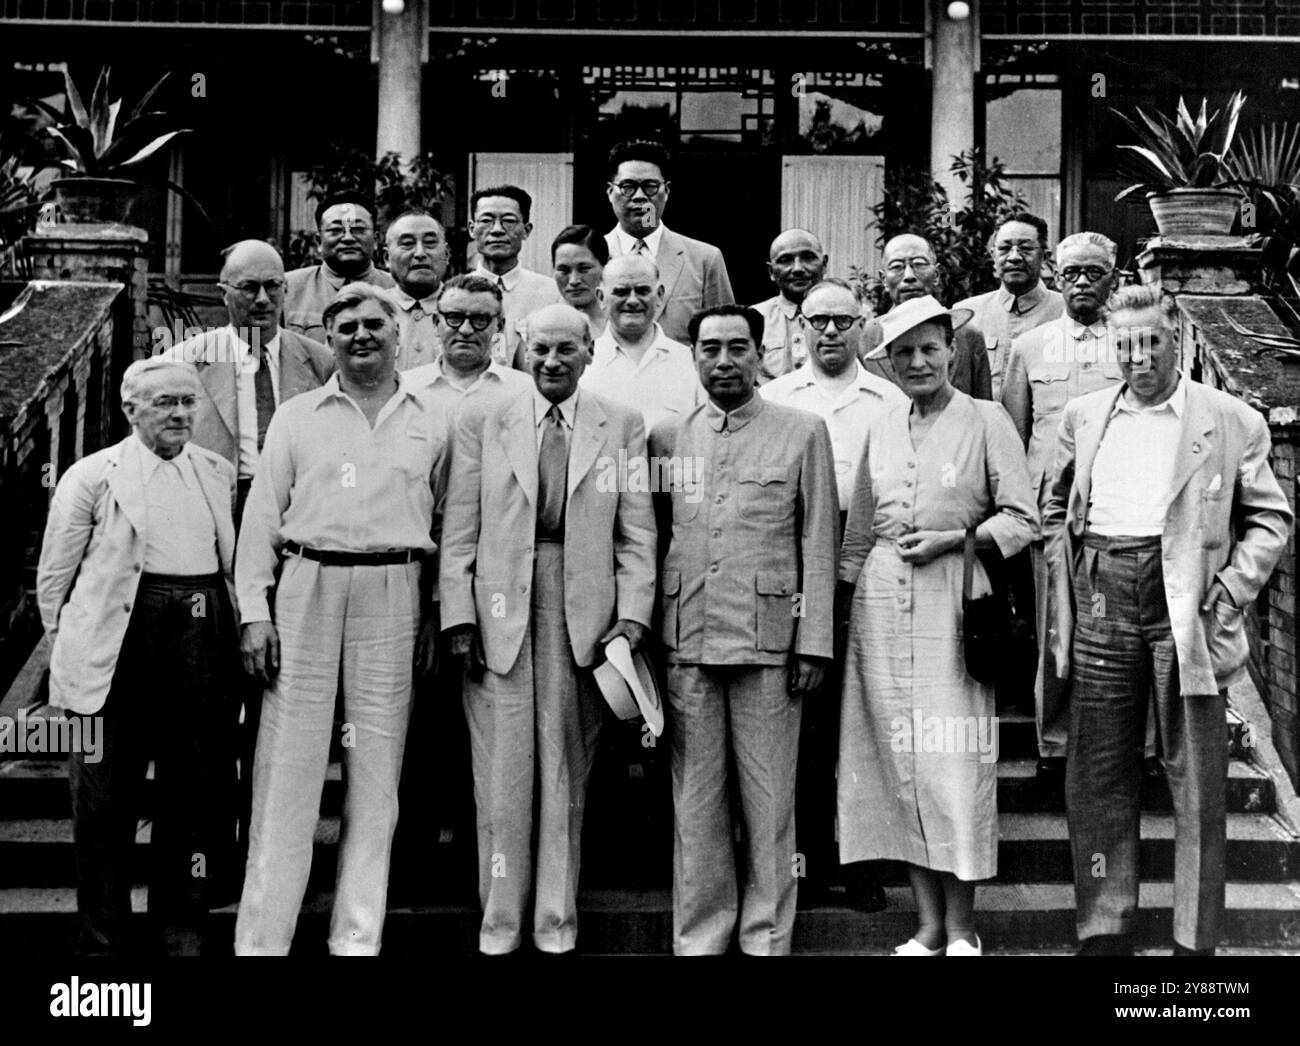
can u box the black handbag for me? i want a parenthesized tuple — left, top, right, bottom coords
(961, 528, 1038, 706)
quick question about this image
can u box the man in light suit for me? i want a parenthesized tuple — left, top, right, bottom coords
(1044, 285, 1292, 957)
(37, 357, 240, 955)
(166, 239, 335, 525)
(603, 139, 734, 345)
(440, 302, 657, 955)
(650, 304, 838, 955)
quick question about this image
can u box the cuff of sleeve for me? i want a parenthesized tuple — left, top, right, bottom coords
(1215, 569, 1250, 609)
(240, 606, 272, 626)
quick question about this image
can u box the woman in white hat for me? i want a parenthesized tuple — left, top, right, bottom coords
(836, 295, 1038, 955)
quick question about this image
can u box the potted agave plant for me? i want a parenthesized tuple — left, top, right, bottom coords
(27, 66, 192, 224)
(1113, 91, 1247, 237)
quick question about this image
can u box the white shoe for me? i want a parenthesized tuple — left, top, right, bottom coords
(892, 938, 945, 956)
(945, 935, 982, 956)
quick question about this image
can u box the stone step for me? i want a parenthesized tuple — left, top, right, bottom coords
(2, 811, 1296, 888)
(3, 883, 1297, 955)
(0, 752, 1276, 819)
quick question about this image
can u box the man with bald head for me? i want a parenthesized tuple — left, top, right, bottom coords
(752, 228, 827, 384)
(861, 233, 992, 399)
(581, 254, 700, 432)
(386, 208, 449, 370)
(441, 302, 657, 955)
(166, 239, 335, 525)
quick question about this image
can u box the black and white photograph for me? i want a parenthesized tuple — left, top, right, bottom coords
(0, 0, 1296, 1025)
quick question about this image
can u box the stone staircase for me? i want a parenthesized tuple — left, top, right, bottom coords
(2, 699, 1299, 955)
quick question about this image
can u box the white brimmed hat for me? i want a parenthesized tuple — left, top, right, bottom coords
(864, 294, 974, 360)
(593, 635, 665, 737)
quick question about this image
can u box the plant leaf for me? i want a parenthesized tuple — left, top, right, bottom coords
(61, 66, 89, 129)
(112, 129, 188, 169)
(127, 72, 173, 124)
(1117, 144, 1176, 183)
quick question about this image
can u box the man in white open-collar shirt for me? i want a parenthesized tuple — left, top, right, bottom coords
(761, 278, 906, 908)
(580, 254, 700, 433)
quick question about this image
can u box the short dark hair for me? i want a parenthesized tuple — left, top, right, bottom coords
(688, 304, 764, 349)
(992, 210, 1050, 249)
(608, 139, 672, 181)
(321, 282, 397, 332)
(315, 191, 377, 230)
(551, 224, 609, 265)
(470, 185, 533, 224)
(435, 273, 504, 310)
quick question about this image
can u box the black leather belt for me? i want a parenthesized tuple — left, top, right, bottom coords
(283, 540, 425, 566)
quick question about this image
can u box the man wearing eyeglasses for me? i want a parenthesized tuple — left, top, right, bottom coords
(861, 233, 992, 399)
(166, 239, 335, 527)
(284, 192, 397, 344)
(386, 209, 450, 371)
(954, 212, 1064, 400)
(751, 229, 827, 384)
(760, 279, 906, 911)
(37, 357, 241, 954)
(1002, 232, 1126, 773)
(469, 185, 562, 366)
(602, 140, 734, 346)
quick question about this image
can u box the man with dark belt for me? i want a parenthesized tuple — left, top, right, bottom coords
(440, 302, 656, 955)
(233, 283, 449, 955)
(37, 357, 241, 955)
(1044, 285, 1291, 956)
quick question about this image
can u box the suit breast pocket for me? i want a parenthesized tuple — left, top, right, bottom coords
(1030, 365, 1072, 415)
(738, 466, 793, 524)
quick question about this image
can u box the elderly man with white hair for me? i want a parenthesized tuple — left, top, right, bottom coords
(1001, 231, 1125, 771)
(37, 356, 241, 955)
(234, 281, 452, 956)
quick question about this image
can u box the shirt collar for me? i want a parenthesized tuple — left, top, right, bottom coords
(995, 280, 1049, 315)
(1113, 374, 1186, 418)
(704, 392, 764, 432)
(474, 262, 522, 292)
(777, 361, 896, 398)
(316, 369, 421, 409)
(135, 433, 192, 482)
(774, 294, 800, 320)
(1066, 315, 1108, 341)
(600, 322, 670, 359)
(322, 261, 374, 288)
(614, 224, 666, 259)
(425, 358, 509, 388)
(534, 387, 579, 429)
(226, 324, 280, 357)
(391, 285, 439, 312)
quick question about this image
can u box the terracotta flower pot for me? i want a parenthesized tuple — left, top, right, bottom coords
(50, 176, 142, 224)
(1146, 188, 1241, 237)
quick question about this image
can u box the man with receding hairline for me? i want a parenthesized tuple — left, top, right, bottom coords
(386, 209, 450, 370)
(581, 254, 700, 432)
(166, 240, 335, 526)
(752, 228, 827, 383)
(440, 302, 656, 955)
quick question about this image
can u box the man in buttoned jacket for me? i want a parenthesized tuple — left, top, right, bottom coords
(440, 302, 656, 955)
(1044, 285, 1292, 956)
(650, 304, 838, 956)
(37, 357, 240, 954)
(1001, 232, 1126, 766)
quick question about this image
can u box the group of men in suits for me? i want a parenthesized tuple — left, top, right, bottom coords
(32, 134, 1295, 958)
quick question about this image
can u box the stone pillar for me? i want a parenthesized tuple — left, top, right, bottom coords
(24, 223, 151, 362)
(930, 0, 977, 204)
(375, 0, 425, 164)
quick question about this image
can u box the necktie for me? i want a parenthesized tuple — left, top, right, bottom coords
(497, 276, 506, 294)
(254, 346, 275, 451)
(537, 404, 568, 538)
(633, 238, 648, 256)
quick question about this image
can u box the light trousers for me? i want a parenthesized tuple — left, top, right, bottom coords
(668, 663, 801, 956)
(235, 556, 421, 956)
(464, 543, 605, 955)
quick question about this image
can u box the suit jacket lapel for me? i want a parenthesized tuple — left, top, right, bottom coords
(567, 394, 606, 501)
(198, 329, 239, 442)
(106, 436, 147, 538)
(1167, 382, 1216, 502)
(1072, 385, 1124, 529)
(498, 396, 539, 507)
(657, 228, 687, 304)
(192, 454, 236, 574)
(278, 328, 311, 395)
